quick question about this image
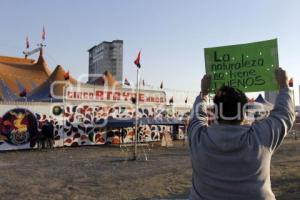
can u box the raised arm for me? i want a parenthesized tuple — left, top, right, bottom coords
(253, 68, 295, 152)
(187, 75, 211, 142)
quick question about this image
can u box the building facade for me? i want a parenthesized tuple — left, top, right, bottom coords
(88, 40, 123, 83)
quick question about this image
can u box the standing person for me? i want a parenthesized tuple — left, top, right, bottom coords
(120, 128, 126, 144)
(160, 127, 167, 147)
(183, 119, 189, 146)
(188, 68, 295, 200)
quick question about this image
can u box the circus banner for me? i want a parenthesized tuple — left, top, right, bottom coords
(65, 87, 166, 105)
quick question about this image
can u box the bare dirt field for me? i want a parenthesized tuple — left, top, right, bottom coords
(0, 137, 299, 200)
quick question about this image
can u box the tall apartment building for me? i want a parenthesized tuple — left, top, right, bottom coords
(88, 40, 123, 83)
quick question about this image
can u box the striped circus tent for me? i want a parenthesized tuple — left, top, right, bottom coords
(0, 49, 51, 100)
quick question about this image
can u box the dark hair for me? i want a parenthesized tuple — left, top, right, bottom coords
(213, 86, 247, 122)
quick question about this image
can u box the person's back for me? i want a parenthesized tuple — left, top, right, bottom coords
(188, 68, 295, 200)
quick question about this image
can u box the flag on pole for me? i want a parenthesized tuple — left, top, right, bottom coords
(26, 36, 30, 49)
(288, 78, 293, 87)
(124, 77, 130, 86)
(42, 25, 46, 41)
(160, 81, 163, 89)
(131, 97, 136, 104)
(134, 51, 141, 68)
(19, 88, 27, 97)
(185, 97, 188, 104)
(169, 96, 174, 104)
(64, 71, 70, 80)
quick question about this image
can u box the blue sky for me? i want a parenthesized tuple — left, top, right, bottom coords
(1, 0, 300, 104)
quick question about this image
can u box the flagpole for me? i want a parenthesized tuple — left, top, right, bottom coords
(62, 84, 66, 147)
(133, 68, 140, 160)
(291, 85, 296, 139)
(133, 50, 141, 160)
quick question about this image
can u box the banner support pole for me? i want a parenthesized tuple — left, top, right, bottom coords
(133, 68, 140, 160)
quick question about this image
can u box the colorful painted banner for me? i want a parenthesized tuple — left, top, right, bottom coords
(0, 102, 189, 151)
(204, 39, 279, 92)
(0, 108, 37, 146)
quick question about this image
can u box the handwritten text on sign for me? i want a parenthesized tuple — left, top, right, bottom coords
(205, 39, 279, 92)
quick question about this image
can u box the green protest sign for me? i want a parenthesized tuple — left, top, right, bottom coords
(204, 39, 279, 92)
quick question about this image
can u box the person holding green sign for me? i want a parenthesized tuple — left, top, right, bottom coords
(188, 68, 295, 200)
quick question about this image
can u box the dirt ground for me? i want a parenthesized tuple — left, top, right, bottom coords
(0, 137, 299, 200)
